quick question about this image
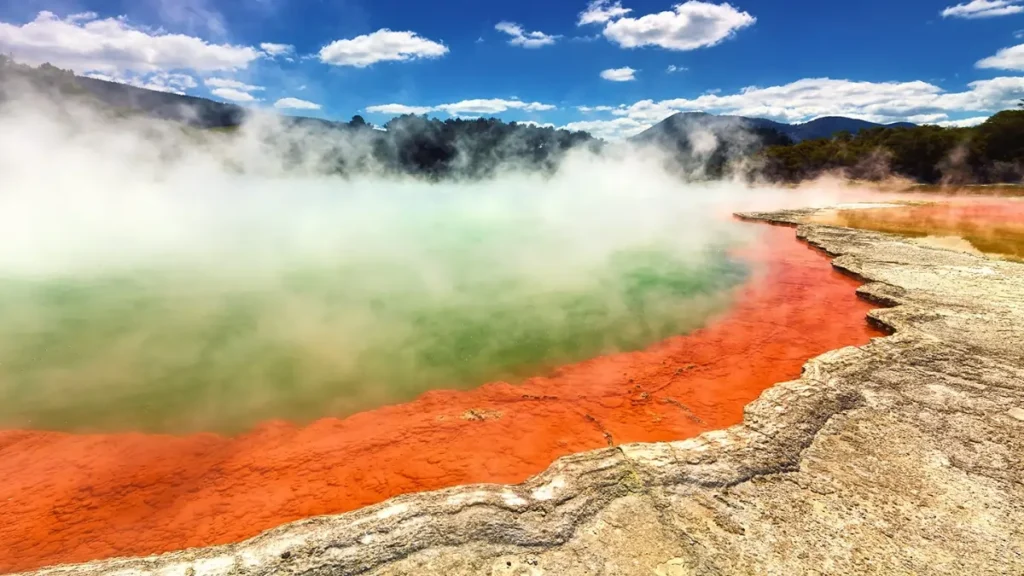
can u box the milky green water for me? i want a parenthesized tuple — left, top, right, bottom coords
(0, 223, 748, 434)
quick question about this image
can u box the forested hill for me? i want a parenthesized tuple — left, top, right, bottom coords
(0, 56, 246, 127)
(627, 112, 926, 180)
(2, 56, 1018, 184)
(634, 112, 917, 144)
(629, 112, 795, 179)
(759, 109, 1024, 184)
(74, 75, 246, 128)
(0, 57, 596, 179)
(329, 114, 597, 178)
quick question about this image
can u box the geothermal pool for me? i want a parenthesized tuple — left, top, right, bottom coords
(0, 221, 883, 573)
(0, 228, 746, 434)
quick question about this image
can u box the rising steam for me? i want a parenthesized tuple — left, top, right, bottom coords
(0, 83, 863, 434)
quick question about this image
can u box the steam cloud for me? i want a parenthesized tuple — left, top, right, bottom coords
(0, 83, 862, 434)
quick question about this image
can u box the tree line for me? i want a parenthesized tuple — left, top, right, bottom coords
(256, 113, 598, 179)
(364, 114, 595, 179)
(759, 106, 1024, 184)
(3, 55, 1021, 184)
(0, 55, 597, 179)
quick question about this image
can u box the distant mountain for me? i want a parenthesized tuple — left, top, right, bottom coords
(785, 116, 917, 141)
(75, 76, 247, 128)
(630, 112, 794, 178)
(633, 112, 917, 144)
(0, 57, 249, 128)
(74, 77, 370, 132)
(632, 112, 787, 145)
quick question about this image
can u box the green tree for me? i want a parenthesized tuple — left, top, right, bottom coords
(969, 110, 1024, 180)
(760, 123, 981, 183)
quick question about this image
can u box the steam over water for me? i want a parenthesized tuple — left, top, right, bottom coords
(0, 101, 768, 434)
(0, 82, 900, 576)
(0, 183, 749, 433)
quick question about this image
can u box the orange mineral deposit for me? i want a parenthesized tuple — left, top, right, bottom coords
(0, 224, 883, 573)
(813, 199, 1024, 261)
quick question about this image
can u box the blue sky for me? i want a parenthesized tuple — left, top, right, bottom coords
(1, 0, 1023, 137)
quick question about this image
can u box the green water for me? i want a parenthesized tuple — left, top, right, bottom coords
(0, 234, 748, 434)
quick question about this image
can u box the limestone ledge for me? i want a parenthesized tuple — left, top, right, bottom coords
(22, 206, 1024, 576)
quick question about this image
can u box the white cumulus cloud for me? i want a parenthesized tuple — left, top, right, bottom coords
(436, 98, 555, 115)
(366, 98, 556, 117)
(561, 117, 650, 139)
(600, 67, 637, 81)
(906, 113, 951, 124)
(365, 103, 435, 115)
(204, 77, 264, 92)
(86, 71, 197, 95)
(260, 42, 294, 57)
(941, 0, 1023, 19)
(570, 76, 1024, 139)
(212, 87, 259, 102)
(933, 116, 991, 127)
(601, 1, 756, 51)
(578, 0, 632, 26)
(205, 77, 264, 102)
(977, 43, 1024, 70)
(622, 77, 1024, 123)
(319, 29, 448, 67)
(274, 97, 321, 110)
(495, 22, 560, 48)
(0, 11, 261, 74)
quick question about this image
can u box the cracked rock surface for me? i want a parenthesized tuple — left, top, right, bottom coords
(21, 208, 1024, 576)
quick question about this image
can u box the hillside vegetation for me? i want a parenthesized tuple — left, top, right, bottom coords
(2, 56, 1020, 184)
(0, 57, 595, 179)
(634, 111, 916, 145)
(760, 109, 1024, 184)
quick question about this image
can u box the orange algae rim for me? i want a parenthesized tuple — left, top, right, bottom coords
(0, 223, 884, 573)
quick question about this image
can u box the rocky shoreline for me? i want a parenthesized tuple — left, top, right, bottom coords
(21, 207, 1024, 576)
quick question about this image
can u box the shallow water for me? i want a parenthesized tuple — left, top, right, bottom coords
(0, 237, 746, 433)
(812, 198, 1024, 261)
